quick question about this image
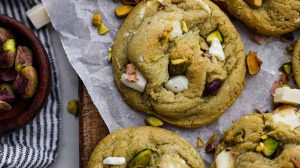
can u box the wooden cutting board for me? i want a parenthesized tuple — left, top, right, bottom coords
(79, 81, 109, 168)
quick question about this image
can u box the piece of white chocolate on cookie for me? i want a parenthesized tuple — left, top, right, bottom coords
(103, 157, 126, 165)
(209, 38, 225, 61)
(272, 106, 300, 129)
(215, 150, 235, 168)
(274, 87, 300, 105)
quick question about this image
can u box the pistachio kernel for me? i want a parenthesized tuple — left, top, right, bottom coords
(180, 21, 188, 33)
(67, 100, 79, 116)
(3, 39, 16, 54)
(260, 135, 268, 140)
(92, 13, 102, 26)
(115, 5, 133, 18)
(197, 137, 204, 148)
(128, 149, 152, 168)
(256, 142, 264, 152)
(98, 23, 109, 35)
(145, 116, 164, 127)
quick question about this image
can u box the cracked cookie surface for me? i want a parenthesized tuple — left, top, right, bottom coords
(88, 126, 205, 168)
(112, 0, 245, 128)
(293, 38, 300, 88)
(212, 106, 300, 168)
(220, 0, 300, 35)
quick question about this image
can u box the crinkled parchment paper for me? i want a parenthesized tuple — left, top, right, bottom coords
(42, 0, 300, 164)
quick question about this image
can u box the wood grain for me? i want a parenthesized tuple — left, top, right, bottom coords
(79, 81, 109, 168)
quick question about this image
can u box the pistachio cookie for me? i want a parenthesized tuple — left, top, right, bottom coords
(112, 0, 245, 128)
(216, 0, 300, 35)
(212, 106, 300, 168)
(88, 126, 205, 168)
(293, 38, 300, 88)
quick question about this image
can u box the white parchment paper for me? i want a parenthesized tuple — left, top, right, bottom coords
(42, 0, 300, 164)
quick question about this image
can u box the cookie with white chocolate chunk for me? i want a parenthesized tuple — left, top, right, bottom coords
(88, 126, 205, 168)
(211, 105, 300, 168)
(112, 0, 246, 128)
(215, 0, 300, 35)
(293, 38, 300, 88)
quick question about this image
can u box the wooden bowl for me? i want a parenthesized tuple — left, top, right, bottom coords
(0, 15, 51, 135)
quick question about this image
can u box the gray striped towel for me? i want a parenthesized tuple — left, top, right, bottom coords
(0, 0, 60, 168)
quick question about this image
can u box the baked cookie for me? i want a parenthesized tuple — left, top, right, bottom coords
(293, 38, 300, 88)
(112, 0, 246, 128)
(88, 126, 205, 168)
(217, 0, 300, 35)
(212, 105, 300, 168)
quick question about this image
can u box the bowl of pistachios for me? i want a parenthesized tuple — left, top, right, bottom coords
(0, 15, 51, 135)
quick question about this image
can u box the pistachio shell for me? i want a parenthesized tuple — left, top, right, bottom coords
(13, 66, 38, 99)
(0, 27, 12, 44)
(15, 46, 33, 72)
(0, 100, 12, 112)
(0, 84, 15, 103)
(247, 51, 262, 75)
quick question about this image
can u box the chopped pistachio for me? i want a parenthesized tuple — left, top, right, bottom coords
(260, 135, 268, 140)
(15, 63, 23, 72)
(262, 138, 279, 157)
(98, 23, 109, 35)
(280, 61, 292, 75)
(206, 30, 223, 44)
(128, 149, 152, 168)
(145, 116, 164, 127)
(3, 39, 16, 54)
(197, 137, 204, 148)
(67, 100, 79, 116)
(205, 134, 217, 153)
(115, 5, 133, 18)
(92, 13, 102, 26)
(171, 58, 188, 65)
(180, 21, 188, 33)
(245, 0, 263, 7)
(150, 55, 160, 62)
(256, 142, 264, 152)
(108, 47, 112, 62)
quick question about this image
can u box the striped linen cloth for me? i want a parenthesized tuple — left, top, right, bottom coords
(0, 0, 60, 167)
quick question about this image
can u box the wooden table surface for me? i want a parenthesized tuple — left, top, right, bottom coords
(79, 82, 109, 168)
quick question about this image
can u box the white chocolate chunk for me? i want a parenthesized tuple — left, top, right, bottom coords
(196, 0, 211, 14)
(26, 3, 51, 29)
(170, 20, 183, 38)
(165, 75, 188, 93)
(209, 38, 225, 61)
(215, 150, 235, 168)
(139, 7, 146, 19)
(272, 106, 300, 129)
(121, 70, 147, 93)
(161, 155, 188, 168)
(103, 157, 126, 165)
(274, 87, 300, 105)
